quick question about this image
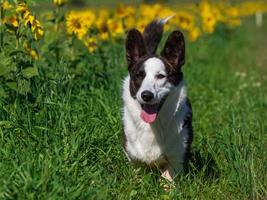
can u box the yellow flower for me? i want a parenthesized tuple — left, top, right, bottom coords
(24, 11, 35, 26)
(16, 2, 27, 13)
(23, 42, 39, 60)
(188, 27, 201, 42)
(81, 10, 95, 26)
(5, 16, 19, 28)
(123, 16, 136, 30)
(53, 0, 66, 7)
(25, 16, 44, 40)
(158, 7, 175, 19)
(237, 2, 267, 17)
(202, 17, 216, 33)
(98, 8, 109, 20)
(174, 11, 195, 31)
(115, 4, 135, 19)
(199, 0, 217, 34)
(11, 16, 19, 27)
(95, 9, 109, 35)
(98, 32, 109, 41)
(16, 2, 44, 40)
(107, 18, 124, 38)
(66, 10, 95, 39)
(227, 7, 239, 18)
(2, 0, 12, 10)
(34, 26, 44, 40)
(84, 37, 97, 53)
(139, 4, 162, 20)
(66, 13, 87, 39)
(223, 7, 241, 27)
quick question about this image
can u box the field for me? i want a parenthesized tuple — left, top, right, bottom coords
(0, 1, 267, 199)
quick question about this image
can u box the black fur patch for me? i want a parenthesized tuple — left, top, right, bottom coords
(143, 20, 164, 54)
(128, 55, 150, 98)
(183, 98, 193, 169)
(160, 57, 184, 86)
(160, 30, 185, 70)
(125, 29, 147, 69)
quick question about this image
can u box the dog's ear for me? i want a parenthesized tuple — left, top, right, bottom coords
(126, 29, 147, 68)
(161, 31, 185, 70)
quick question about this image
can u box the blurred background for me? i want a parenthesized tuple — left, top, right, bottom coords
(0, 0, 266, 199)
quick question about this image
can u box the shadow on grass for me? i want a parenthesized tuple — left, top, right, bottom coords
(186, 150, 220, 180)
(126, 150, 220, 183)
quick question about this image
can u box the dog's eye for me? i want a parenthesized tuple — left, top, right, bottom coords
(135, 71, 145, 79)
(156, 74, 166, 79)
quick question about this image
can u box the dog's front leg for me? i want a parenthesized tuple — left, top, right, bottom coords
(161, 157, 184, 181)
(161, 166, 174, 182)
(160, 164, 177, 192)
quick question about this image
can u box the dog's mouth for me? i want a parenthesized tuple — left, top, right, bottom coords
(140, 95, 168, 124)
(140, 103, 160, 124)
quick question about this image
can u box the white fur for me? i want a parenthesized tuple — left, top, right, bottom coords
(136, 58, 173, 105)
(122, 57, 190, 176)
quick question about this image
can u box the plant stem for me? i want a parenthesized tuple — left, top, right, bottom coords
(0, 5, 4, 48)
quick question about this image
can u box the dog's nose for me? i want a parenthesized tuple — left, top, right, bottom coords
(141, 91, 154, 102)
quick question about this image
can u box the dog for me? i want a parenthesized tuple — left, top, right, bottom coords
(122, 18, 193, 181)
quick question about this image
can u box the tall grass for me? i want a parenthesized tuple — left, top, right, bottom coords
(0, 17, 266, 199)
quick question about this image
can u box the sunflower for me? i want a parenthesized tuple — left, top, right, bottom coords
(174, 11, 195, 31)
(115, 4, 135, 19)
(188, 27, 201, 42)
(16, 2, 27, 13)
(66, 11, 95, 39)
(5, 16, 19, 28)
(66, 12, 87, 39)
(107, 19, 124, 38)
(199, 1, 217, 34)
(2, 0, 12, 10)
(24, 42, 39, 60)
(16, 2, 44, 40)
(84, 37, 97, 53)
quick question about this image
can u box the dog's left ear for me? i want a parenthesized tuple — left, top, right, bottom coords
(161, 31, 185, 70)
(126, 29, 147, 68)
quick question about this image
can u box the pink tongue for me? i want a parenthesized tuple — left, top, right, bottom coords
(140, 105, 158, 123)
(141, 111, 157, 123)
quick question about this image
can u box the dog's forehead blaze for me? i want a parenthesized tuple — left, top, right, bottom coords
(143, 57, 166, 75)
(129, 56, 163, 98)
(131, 56, 164, 73)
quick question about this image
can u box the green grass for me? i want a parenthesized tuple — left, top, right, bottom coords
(0, 17, 267, 199)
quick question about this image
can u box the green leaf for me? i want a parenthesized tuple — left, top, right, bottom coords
(18, 79, 31, 94)
(0, 63, 16, 76)
(0, 86, 7, 98)
(7, 80, 31, 94)
(0, 121, 13, 129)
(8, 48, 25, 56)
(22, 67, 39, 79)
(0, 53, 16, 76)
(6, 82, 18, 91)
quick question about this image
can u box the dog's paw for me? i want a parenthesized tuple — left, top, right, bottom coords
(161, 168, 173, 182)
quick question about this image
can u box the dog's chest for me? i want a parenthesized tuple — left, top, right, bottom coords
(124, 112, 185, 165)
(125, 123, 165, 164)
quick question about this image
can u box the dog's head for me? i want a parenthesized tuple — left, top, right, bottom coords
(125, 29, 185, 123)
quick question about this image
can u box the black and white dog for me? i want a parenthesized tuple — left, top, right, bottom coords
(122, 19, 193, 181)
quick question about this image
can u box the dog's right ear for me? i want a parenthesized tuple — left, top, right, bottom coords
(126, 29, 147, 68)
